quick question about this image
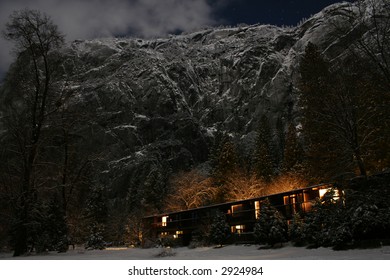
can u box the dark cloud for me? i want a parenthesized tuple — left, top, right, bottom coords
(0, 0, 216, 78)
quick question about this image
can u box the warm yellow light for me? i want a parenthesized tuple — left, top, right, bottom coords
(162, 216, 168, 227)
(319, 188, 340, 200)
(254, 201, 260, 219)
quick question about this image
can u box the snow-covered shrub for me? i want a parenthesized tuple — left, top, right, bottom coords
(155, 247, 176, 257)
(160, 236, 181, 248)
(288, 213, 306, 246)
(345, 175, 390, 245)
(27, 200, 69, 253)
(85, 223, 105, 250)
(209, 211, 230, 247)
(331, 224, 353, 250)
(301, 190, 351, 249)
(254, 199, 287, 247)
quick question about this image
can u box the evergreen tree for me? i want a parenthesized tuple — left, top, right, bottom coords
(143, 160, 172, 212)
(209, 211, 230, 247)
(302, 189, 351, 249)
(33, 199, 68, 253)
(298, 42, 343, 180)
(209, 131, 239, 202)
(85, 185, 107, 250)
(281, 122, 304, 174)
(216, 139, 238, 201)
(209, 127, 226, 170)
(252, 116, 274, 181)
(288, 213, 306, 246)
(253, 199, 287, 247)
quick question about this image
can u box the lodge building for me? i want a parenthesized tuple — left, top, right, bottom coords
(142, 184, 339, 246)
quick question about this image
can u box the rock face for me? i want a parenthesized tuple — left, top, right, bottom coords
(0, 1, 382, 204)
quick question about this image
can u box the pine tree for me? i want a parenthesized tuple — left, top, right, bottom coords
(209, 128, 226, 170)
(85, 185, 107, 250)
(254, 199, 287, 247)
(288, 213, 306, 246)
(281, 122, 304, 174)
(143, 161, 172, 212)
(209, 211, 230, 247)
(252, 116, 274, 181)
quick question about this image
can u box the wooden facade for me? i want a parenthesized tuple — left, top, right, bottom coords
(142, 184, 338, 246)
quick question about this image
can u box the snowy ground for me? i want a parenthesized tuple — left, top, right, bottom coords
(1, 244, 390, 260)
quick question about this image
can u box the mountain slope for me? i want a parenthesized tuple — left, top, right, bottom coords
(0, 0, 385, 207)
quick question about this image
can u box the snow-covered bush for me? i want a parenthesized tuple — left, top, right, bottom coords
(27, 200, 69, 253)
(209, 211, 230, 247)
(85, 223, 105, 250)
(288, 213, 306, 246)
(301, 189, 351, 249)
(254, 199, 287, 247)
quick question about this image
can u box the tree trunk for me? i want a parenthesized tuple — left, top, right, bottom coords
(354, 149, 367, 177)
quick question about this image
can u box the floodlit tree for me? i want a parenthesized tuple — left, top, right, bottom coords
(224, 172, 265, 201)
(267, 173, 307, 195)
(1, 9, 65, 256)
(165, 170, 216, 211)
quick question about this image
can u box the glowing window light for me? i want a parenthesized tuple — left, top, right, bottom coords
(234, 225, 245, 234)
(319, 188, 340, 200)
(162, 216, 168, 227)
(254, 201, 260, 219)
(173, 230, 183, 239)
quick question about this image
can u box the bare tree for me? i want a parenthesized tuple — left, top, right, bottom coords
(332, 0, 390, 88)
(224, 172, 265, 201)
(165, 170, 216, 211)
(2, 9, 65, 256)
(299, 42, 388, 179)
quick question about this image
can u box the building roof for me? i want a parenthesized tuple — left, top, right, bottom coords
(143, 182, 332, 219)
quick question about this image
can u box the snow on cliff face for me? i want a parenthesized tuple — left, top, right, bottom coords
(0, 1, 376, 197)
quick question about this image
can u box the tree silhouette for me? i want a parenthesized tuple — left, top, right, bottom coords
(2, 9, 65, 256)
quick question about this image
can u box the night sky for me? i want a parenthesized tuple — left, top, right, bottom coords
(0, 0, 350, 79)
(212, 0, 347, 26)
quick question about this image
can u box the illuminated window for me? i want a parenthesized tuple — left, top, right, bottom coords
(162, 216, 168, 227)
(319, 188, 340, 200)
(159, 232, 169, 237)
(302, 193, 312, 212)
(254, 201, 260, 219)
(284, 194, 298, 214)
(173, 230, 183, 239)
(231, 225, 245, 234)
